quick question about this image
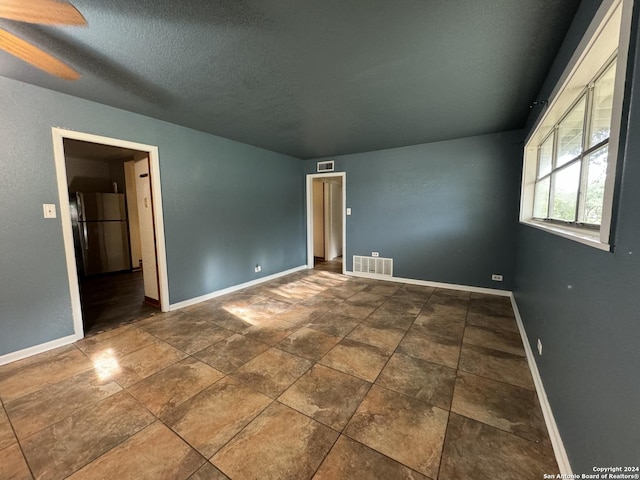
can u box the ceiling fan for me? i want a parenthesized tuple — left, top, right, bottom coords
(0, 0, 86, 80)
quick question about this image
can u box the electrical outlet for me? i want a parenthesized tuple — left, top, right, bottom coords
(372, 252, 379, 257)
(346, 208, 352, 215)
(537, 339, 543, 355)
(43, 204, 57, 218)
(254, 265, 261, 273)
(491, 274, 503, 282)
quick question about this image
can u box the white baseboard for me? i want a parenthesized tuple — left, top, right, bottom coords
(345, 270, 511, 297)
(510, 294, 572, 475)
(169, 265, 308, 311)
(0, 334, 79, 367)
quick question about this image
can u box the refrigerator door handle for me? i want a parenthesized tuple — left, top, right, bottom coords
(77, 192, 86, 222)
(80, 222, 89, 251)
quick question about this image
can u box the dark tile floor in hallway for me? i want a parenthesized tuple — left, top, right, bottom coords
(0, 269, 558, 479)
(80, 271, 158, 336)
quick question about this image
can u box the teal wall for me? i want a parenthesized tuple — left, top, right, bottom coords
(305, 130, 523, 290)
(515, 0, 640, 470)
(0, 77, 305, 357)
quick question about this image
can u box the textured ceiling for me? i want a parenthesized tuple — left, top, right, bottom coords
(0, 0, 581, 159)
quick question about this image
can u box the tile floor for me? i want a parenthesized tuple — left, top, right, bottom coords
(0, 269, 558, 479)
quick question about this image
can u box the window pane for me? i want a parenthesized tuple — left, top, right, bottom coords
(557, 96, 586, 167)
(551, 162, 581, 221)
(534, 177, 550, 218)
(589, 61, 616, 147)
(538, 135, 553, 178)
(581, 145, 608, 224)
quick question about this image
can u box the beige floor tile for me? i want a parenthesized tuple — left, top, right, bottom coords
(397, 328, 461, 369)
(77, 328, 158, 359)
(319, 339, 390, 382)
(0, 406, 16, 451)
(468, 294, 515, 317)
(465, 311, 519, 333)
(21, 390, 154, 480)
(230, 348, 312, 398)
(277, 327, 341, 361)
(188, 461, 229, 479)
(275, 305, 325, 325)
(0, 443, 32, 480)
(345, 291, 387, 308)
(419, 302, 467, 320)
(345, 385, 449, 478)
(67, 422, 204, 480)
(279, 364, 371, 430)
(5, 369, 122, 440)
(428, 289, 470, 308)
(314, 435, 429, 480)
(246, 297, 293, 315)
(459, 344, 534, 390)
(307, 312, 361, 337)
(268, 282, 326, 301)
(110, 340, 188, 387)
(347, 322, 406, 353)
(413, 304, 466, 340)
(463, 325, 525, 356)
(451, 371, 548, 443)
(162, 377, 272, 458)
(0, 348, 93, 403)
(337, 302, 378, 320)
(194, 334, 270, 374)
(376, 353, 456, 410)
(439, 413, 557, 480)
(0, 345, 76, 377)
(139, 313, 233, 354)
(362, 283, 401, 297)
(212, 402, 338, 479)
(365, 307, 418, 330)
(240, 318, 300, 346)
(325, 285, 367, 300)
(206, 308, 256, 333)
(390, 287, 433, 304)
(411, 314, 465, 342)
(128, 357, 224, 416)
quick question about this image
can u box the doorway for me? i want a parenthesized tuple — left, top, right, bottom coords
(52, 129, 169, 339)
(306, 172, 346, 274)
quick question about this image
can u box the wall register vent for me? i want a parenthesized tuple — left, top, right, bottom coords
(353, 255, 393, 278)
(317, 160, 334, 172)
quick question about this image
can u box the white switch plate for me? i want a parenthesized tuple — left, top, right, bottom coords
(254, 265, 261, 273)
(43, 204, 57, 218)
(491, 274, 503, 282)
(372, 252, 379, 257)
(346, 208, 351, 215)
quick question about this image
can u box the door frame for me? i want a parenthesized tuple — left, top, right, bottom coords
(306, 172, 346, 274)
(51, 128, 170, 340)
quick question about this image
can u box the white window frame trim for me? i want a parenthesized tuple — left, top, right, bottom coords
(520, 0, 634, 252)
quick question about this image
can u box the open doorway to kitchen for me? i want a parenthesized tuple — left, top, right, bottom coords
(51, 129, 169, 338)
(306, 172, 346, 274)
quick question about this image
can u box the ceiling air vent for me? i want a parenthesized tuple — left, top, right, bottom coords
(317, 160, 334, 172)
(353, 255, 393, 278)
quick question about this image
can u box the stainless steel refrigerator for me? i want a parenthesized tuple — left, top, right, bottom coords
(70, 192, 131, 276)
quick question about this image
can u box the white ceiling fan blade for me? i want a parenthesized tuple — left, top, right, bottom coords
(0, 28, 80, 80)
(0, 0, 86, 25)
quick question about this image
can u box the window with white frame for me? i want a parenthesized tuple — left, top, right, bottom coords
(521, 0, 633, 250)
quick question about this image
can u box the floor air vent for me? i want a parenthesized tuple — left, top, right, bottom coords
(353, 255, 393, 277)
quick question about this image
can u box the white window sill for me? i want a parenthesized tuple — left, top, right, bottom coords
(521, 219, 611, 252)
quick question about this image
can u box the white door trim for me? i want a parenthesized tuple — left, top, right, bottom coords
(51, 128, 170, 340)
(306, 172, 346, 274)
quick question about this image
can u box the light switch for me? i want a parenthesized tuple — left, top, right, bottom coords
(43, 204, 57, 218)
(346, 208, 352, 215)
